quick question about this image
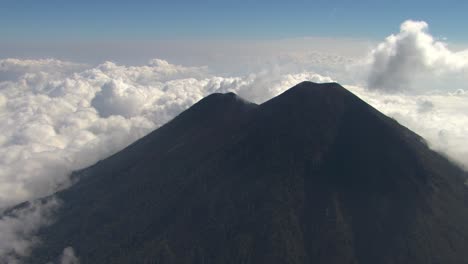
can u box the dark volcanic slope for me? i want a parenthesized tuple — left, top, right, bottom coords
(28, 82, 468, 264)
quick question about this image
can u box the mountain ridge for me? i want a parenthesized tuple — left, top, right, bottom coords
(20, 81, 468, 264)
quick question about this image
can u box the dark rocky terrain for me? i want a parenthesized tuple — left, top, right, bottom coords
(25, 82, 468, 263)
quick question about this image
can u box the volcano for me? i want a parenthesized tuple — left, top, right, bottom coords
(26, 82, 468, 263)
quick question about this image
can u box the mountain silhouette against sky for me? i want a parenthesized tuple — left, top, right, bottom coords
(25, 82, 468, 263)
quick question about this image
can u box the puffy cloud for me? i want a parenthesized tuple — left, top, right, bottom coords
(367, 20, 468, 91)
(58, 247, 79, 264)
(0, 59, 204, 208)
(91, 80, 148, 118)
(0, 198, 60, 264)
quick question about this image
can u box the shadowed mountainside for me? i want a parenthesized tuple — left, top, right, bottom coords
(26, 82, 468, 264)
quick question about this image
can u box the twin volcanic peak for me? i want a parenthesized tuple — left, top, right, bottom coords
(23, 82, 468, 263)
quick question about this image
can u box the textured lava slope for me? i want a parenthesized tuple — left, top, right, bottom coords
(27, 82, 468, 264)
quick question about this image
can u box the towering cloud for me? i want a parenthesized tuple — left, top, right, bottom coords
(367, 20, 468, 91)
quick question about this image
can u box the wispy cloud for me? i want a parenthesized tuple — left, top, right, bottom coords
(0, 198, 60, 264)
(58, 247, 79, 264)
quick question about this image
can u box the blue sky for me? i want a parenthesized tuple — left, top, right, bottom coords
(2, 0, 467, 42)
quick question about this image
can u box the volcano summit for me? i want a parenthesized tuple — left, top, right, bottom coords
(22, 82, 468, 264)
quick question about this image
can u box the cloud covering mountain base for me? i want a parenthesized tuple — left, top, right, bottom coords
(0, 58, 334, 211)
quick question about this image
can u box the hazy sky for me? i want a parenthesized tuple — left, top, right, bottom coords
(2, 0, 468, 67)
(2, 0, 468, 41)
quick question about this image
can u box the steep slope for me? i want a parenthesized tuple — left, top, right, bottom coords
(27, 82, 468, 264)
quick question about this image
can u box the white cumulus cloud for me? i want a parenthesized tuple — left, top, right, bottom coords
(367, 20, 468, 91)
